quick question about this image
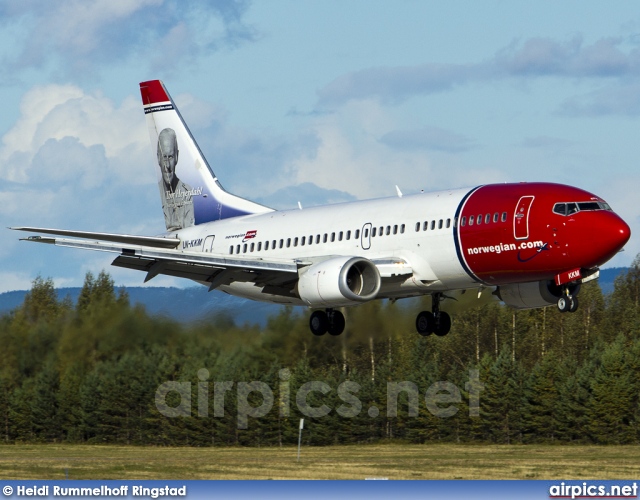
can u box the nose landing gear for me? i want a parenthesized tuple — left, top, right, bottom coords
(416, 293, 451, 336)
(310, 309, 346, 336)
(557, 289, 579, 313)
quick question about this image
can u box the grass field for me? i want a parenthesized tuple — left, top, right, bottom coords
(1, 443, 639, 479)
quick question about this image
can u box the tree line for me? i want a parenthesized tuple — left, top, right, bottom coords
(0, 259, 639, 446)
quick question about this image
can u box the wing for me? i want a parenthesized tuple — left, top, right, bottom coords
(13, 227, 416, 302)
(14, 228, 300, 296)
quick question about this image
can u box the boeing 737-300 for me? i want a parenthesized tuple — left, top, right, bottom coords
(12, 80, 631, 337)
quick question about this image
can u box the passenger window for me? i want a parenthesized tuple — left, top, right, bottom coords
(431, 220, 436, 230)
(485, 214, 490, 224)
(331, 232, 336, 242)
(338, 231, 343, 241)
(438, 219, 443, 229)
(493, 212, 499, 223)
(393, 225, 398, 235)
(501, 212, 507, 222)
(386, 226, 391, 235)
(372, 227, 377, 237)
(355, 229, 360, 239)
(301, 236, 305, 246)
(446, 219, 451, 228)
(477, 215, 482, 225)
(279, 239, 284, 249)
(250, 243, 254, 252)
(461, 216, 466, 226)
(415, 222, 420, 232)
(400, 224, 405, 234)
(364, 228, 369, 238)
(346, 230, 351, 240)
(229, 246, 233, 254)
(294, 237, 298, 247)
(243, 244, 247, 253)
(316, 235, 320, 244)
(265, 241, 270, 250)
(379, 226, 383, 235)
(236, 244, 240, 253)
(469, 215, 474, 226)
(423, 221, 428, 231)
(257, 242, 262, 251)
(323, 234, 328, 243)
(287, 238, 291, 248)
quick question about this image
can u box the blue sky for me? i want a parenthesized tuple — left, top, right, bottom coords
(1, 0, 638, 292)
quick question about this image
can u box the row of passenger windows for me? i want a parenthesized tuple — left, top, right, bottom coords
(415, 219, 451, 232)
(460, 212, 508, 227)
(228, 223, 408, 255)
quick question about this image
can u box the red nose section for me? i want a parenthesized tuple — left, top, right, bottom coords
(576, 212, 631, 268)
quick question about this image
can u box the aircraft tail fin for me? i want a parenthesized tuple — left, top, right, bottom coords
(139, 80, 272, 232)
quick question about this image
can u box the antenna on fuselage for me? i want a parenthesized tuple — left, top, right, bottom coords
(395, 185, 403, 198)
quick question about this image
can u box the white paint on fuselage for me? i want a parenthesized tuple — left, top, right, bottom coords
(169, 188, 479, 303)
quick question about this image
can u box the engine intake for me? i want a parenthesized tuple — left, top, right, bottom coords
(298, 256, 381, 307)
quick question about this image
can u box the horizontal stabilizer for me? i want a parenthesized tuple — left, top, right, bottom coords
(10, 227, 181, 249)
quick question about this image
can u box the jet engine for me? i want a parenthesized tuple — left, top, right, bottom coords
(496, 280, 580, 309)
(298, 256, 381, 307)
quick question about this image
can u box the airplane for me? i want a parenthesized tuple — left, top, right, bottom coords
(12, 80, 631, 337)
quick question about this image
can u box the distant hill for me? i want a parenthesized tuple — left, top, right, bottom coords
(0, 267, 628, 325)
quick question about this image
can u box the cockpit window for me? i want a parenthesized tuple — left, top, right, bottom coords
(577, 202, 602, 211)
(553, 203, 566, 215)
(553, 201, 612, 216)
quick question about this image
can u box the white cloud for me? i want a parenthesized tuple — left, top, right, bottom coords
(0, 84, 150, 186)
(0, 0, 257, 77)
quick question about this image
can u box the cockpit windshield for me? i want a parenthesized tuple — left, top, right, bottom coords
(553, 201, 611, 216)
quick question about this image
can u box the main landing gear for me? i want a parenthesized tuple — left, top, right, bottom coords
(416, 293, 451, 337)
(310, 309, 346, 336)
(557, 287, 579, 313)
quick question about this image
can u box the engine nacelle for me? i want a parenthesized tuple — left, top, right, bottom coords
(298, 256, 381, 307)
(497, 280, 580, 309)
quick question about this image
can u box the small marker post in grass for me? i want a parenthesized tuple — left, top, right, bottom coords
(297, 418, 304, 462)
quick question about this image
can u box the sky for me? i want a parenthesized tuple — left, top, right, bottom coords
(1, 0, 639, 292)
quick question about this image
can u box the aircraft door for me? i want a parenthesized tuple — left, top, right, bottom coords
(361, 223, 372, 250)
(203, 235, 215, 252)
(513, 196, 534, 240)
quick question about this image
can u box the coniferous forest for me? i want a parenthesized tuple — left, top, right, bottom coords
(1, 257, 640, 447)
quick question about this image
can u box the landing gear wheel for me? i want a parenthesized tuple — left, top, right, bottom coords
(416, 311, 434, 336)
(327, 310, 346, 336)
(310, 310, 328, 336)
(434, 311, 451, 337)
(568, 296, 579, 313)
(557, 296, 570, 313)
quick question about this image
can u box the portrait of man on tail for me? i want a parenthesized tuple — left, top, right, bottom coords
(157, 127, 195, 231)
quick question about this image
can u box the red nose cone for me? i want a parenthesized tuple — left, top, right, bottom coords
(584, 212, 631, 268)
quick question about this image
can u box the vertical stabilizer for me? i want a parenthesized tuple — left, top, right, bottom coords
(140, 80, 273, 232)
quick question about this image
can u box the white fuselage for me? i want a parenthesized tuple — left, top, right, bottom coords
(171, 188, 476, 304)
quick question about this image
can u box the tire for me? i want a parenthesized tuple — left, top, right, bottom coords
(328, 310, 346, 336)
(568, 296, 579, 313)
(416, 311, 434, 336)
(434, 312, 452, 336)
(310, 310, 328, 336)
(557, 297, 569, 313)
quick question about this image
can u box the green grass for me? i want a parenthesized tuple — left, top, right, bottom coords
(1, 443, 640, 479)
